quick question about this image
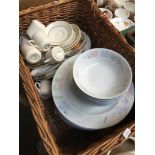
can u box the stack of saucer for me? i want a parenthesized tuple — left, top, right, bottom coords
(45, 21, 91, 56)
(52, 48, 134, 130)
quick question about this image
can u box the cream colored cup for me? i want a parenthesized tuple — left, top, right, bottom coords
(44, 46, 65, 64)
(35, 80, 51, 99)
(32, 31, 52, 52)
(26, 20, 46, 39)
(20, 36, 41, 64)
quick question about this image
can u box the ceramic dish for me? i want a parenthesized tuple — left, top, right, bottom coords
(114, 8, 130, 19)
(110, 18, 135, 32)
(84, 33, 91, 51)
(73, 48, 132, 100)
(61, 24, 81, 50)
(45, 21, 73, 45)
(52, 55, 134, 130)
(124, 2, 135, 15)
(31, 63, 60, 77)
(65, 30, 87, 56)
(73, 80, 122, 105)
(99, 8, 113, 20)
(113, 0, 125, 7)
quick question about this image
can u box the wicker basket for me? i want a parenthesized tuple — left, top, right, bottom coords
(19, 0, 135, 154)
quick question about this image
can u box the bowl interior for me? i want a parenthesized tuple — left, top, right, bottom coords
(73, 48, 132, 99)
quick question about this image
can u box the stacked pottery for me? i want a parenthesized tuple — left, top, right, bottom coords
(97, 0, 135, 33)
(45, 21, 91, 56)
(19, 20, 92, 99)
(52, 48, 135, 130)
(72, 48, 132, 105)
(19, 20, 91, 81)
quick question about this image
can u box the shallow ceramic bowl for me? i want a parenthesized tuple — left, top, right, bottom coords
(73, 48, 132, 100)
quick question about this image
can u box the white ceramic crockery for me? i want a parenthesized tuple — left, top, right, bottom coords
(113, 0, 125, 7)
(114, 8, 130, 19)
(65, 30, 87, 56)
(124, 1, 135, 15)
(107, 0, 124, 12)
(30, 63, 60, 81)
(32, 31, 52, 52)
(45, 21, 73, 45)
(35, 79, 51, 99)
(61, 24, 81, 50)
(52, 55, 134, 130)
(110, 18, 135, 32)
(20, 36, 41, 64)
(73, 48, 132, 100)
(44, 46, 65, 64)
(26, 20, 46, 39)
(99, 8, 113, 20)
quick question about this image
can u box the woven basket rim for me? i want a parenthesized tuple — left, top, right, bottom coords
(19, 0, 135, 154)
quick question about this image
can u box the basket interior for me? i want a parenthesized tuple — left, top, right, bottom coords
(19, 0, 135, 154)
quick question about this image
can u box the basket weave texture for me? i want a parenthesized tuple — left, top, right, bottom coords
(19, 0, 135, 154)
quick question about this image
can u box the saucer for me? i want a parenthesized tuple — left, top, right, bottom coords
(45, 21, 73, 45)
(61, 24, 81, 50)
(52, 55, 134, 130)
(110, 18, 135, 32)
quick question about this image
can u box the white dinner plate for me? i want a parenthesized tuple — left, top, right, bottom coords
(110, 18, 135, 32)
(45, 21, 73, 45)
(52, 55, 134, 130)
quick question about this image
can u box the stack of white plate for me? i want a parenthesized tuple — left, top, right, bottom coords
(30, 63, 61, 81)
(45, 21, 91, 56)
(52, 48, 134, 130)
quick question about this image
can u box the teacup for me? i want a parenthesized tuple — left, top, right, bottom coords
(32, 31, 52, 52)
(44, 46, 65, 64)
(26, 20, 46, 39)
(20, 36, 41, 64)
(35, 80, 51, 99)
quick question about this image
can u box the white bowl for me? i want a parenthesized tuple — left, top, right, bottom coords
(73, 48, 132, 100)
